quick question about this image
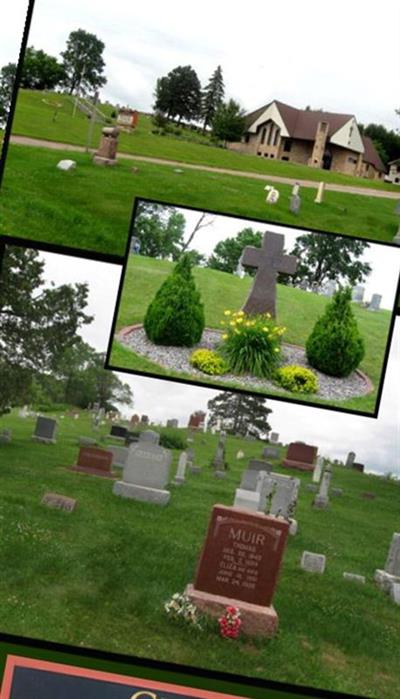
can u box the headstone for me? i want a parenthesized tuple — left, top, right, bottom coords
(345, 451, 356, 468)
(130, 414, 140, 426)
(352, 285, 365, 303)
(374, 533, 400, 593)
(32, 416, 57, 444)
(352, 462, 365, 473)
(300, 551, 326, 573)
(240, 231, 298, 318)
(93, 126, 119, 166)
(270, 432, 279, 443)
(131, 237, 141, 254)
(110, 425, 128, 442)
(212, 434, 227, 473)
(185, 504, 289, 637)
(18, 405, 29, 418)
(188, 411, 206, 430)
(78, 436, 97, 447)
(0, 429, 12, 444)
(263, 446, 279, 459)
(140, 415, 149, 425)
(116, 107, 138, 130)
(343, 572, 365, 584)
(283, 442, 318, 471)
(322, 279, 336, 297)
(314, 181, 325, 203)
(390, 583, 400, 605)
(113, 432, 172, 505)
(236, 449, 245, 460)
(289, 193, 301, 215)
(240, 459, 273, 490)
(106, 445, 129, 469)
(166, 419, 179, 429)
(265, 185, 280, 204)
(233, 488, 261, 512)
(41, 493, 76, 512)
(313, 467, 332, 509)
(312, 455, 324, 483)
(57, 159, 76, 171)
(71, 447, 114, 478)
(262, 473, 300, 521)
(368, 294, 382, 311)
(173, 452, 187, 485)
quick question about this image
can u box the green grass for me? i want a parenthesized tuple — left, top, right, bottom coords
(109, 256, 392, 414)
(10, 90, 400, 192)
(0, 410, 399, 698)
(1, 146, 399, 257)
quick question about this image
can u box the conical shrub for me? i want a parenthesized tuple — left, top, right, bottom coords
(144, 254, 205, 346)
(305, 287, 365, 377)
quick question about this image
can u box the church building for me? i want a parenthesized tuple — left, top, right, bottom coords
(229, 100, 385, 179)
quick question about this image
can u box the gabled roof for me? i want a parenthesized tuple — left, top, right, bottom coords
(361, 136, 385, 172)
(246, 100, 353, 141)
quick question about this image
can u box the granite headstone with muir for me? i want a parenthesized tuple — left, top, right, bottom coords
(185, 504, 289, 637)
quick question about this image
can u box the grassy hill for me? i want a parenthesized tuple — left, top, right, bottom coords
(0, 410, 398, 698)
(110, 256, 392, 413)
(10, 91, 400, 192)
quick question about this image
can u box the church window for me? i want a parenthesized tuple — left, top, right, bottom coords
(260, 127, 267, 144)
(283, 139, 292, 152)
(273, 127, 280, 146)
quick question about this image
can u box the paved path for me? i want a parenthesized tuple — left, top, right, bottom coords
(10, 135, 400, 200)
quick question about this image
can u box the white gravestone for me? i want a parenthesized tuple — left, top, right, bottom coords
(374, 533, 400, 593)
(113, 431, 172, 506)
(301, 551, 326, 573)
(343, 572, 365, 584)
(173, 452, 187, 485)
(313, 467, 332, 508)
(312, 455, 324, 483)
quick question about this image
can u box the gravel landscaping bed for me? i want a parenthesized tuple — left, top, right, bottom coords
(117, 326, 371, 401)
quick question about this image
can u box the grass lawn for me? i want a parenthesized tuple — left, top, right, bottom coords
(109, 256, 392, 414)
(0, 410, 399, 699)
(1, 146, 399, 258)
(10, 90, 400, 192)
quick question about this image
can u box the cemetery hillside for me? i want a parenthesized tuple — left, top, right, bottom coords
(0, 411, 398, 699)
(111, 255, 392, 413)
(1, 90, 400, 253)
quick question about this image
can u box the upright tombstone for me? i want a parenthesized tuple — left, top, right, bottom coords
(32, 416, 57, 444)
(166, 419, 179, 429)
(185, 504, 290, 637)
(106, 445, 129, 469)
(93, 126, 119, 166)
(240, 459, 273, 490)
(110, 425, 128, 442)
(116, 107, 138, 131)
(368, 294, 382, 311)
(71, 447, 114, 478)
(289, 192, 301, 215)
(374, 532, 400, 593)
(312, 455, 324, 483)
(263, 446, 279, 459)
(113, 430, 172, 505)
(270, 432, 279, 443)
(260, 473, 300, 534)
(314, 181, 325, 203)
(282, 442, 317, 471)
(322, 279, 336, 297)
(352, 462, 365, 473)
(130, 414, 140, 427)
(141, 415, 149, 425)
(173, 452, 187, 485)
(345, 451, 356, 468)
(240, 231, 298, 318)
(313, 466, 332, 509)
(212, 433, 227, 476)
(352, 286, 365, 303)
(188, 411, 206, 431)
(187, 446, 201, 474)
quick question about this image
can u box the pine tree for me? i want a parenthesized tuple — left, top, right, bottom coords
(207, 392, 272, 438)
(201, 65, 224, 131)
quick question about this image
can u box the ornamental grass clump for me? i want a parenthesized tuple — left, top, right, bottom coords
(275, 365, 319, 394)
(190, 349, 229, 375)
(144, 254, 205, 346)
(219, 310, 285, 378)
(306, 287, 365, 377)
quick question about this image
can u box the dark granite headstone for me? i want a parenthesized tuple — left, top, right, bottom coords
(71, 447, 114, 478)
(282, 442, 317, 471)
(32, 416, 57, 444)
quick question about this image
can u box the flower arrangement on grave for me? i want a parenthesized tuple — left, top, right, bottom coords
(275, 365, 319, 394)
(164, 593, 202, 629)
(218, 606, 242, 639)
(190, 349, 229, 375)
(218, 310, 285, 378)
(144, 254, 205, 346)
(306, 287, 365, 377)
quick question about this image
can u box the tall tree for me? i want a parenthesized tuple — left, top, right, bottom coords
(0, 62, 16, 127)
(284, 234, 372, 289)
(132, 202, 186, 259)
(21, 47, 66, 90)
(61, 28, 107, 95)
(207, 392, 272, 438)
(153, 65, 201, 123)
(211, 99, 246, 145)
(207, 228, 263, 273)
(0, 246, 93, 415)
(201, 65, 224, 131)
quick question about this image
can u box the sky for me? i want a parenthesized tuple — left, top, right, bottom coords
(1, 0, 400, 131)
(158, 207, 400, 310)
(38, 248, 400, 476)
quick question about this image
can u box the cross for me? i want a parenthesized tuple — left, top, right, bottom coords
(240, 231, 298, 317)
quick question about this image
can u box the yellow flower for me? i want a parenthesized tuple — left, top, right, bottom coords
(222, 333, 228, 340)
(238, 310, 245, 316)
(245, 321, 251, 327)
(224, 310, 231, 316)
(262, 326, 269, 332)
(274, 348, 280, 352)
(229, 320, 235, 326)
(236, 317, 243, 324)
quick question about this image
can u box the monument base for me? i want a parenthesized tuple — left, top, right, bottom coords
(173, 477, 185, 486)
(374, 569, 400, 593)
(71, 465, 115, 479)
(185, 584, 278, 638)
(282, 458, 314, 471)
(32, 436, 56, 444)
(113, 480, 170, 506)
(289, 518, 298, 535)
(313, 495, 329, 509)
(93, 155, 118, 167)
(233, 488, 260, 511)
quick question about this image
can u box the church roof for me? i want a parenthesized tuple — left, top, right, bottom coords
(246, 100, 353, 140)
(361, 136, 385, 172)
